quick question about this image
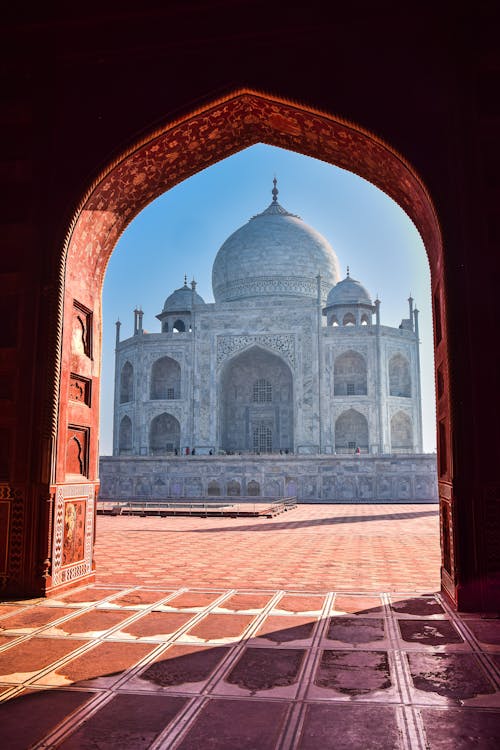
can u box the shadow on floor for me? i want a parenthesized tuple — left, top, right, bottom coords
(1, 591, 499, 749)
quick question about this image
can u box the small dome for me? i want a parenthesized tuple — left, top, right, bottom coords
(326, 274, 372, 307)
(162, 279, 205, 312)
(212, 180, 340, 303)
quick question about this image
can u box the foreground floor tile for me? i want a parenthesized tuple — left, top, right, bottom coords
(135, 645, 229, 691)
(0, 638, 84, 682)
(59, 693, 187, 750)
(297, 703, 402, 749)
(407, 652, 497, 704)
(225, 647, 305, 695)
(421, 707, 500, 749)
(312, 650, 393, 699)
(176, 698, 289, 749)
(35, 641, 156, 687)
(0, 689, 94, 750)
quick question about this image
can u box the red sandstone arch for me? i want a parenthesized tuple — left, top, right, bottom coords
(50, 90, 452, 601)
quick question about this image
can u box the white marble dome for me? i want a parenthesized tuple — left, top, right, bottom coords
(162, 280, 205, 312)
(326, 274, 372, 307)
(212, 185, 340, 303)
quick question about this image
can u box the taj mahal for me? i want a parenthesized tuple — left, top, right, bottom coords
(99, 181, 437, 503)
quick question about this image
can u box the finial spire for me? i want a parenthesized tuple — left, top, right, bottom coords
(346, 266, 350, 278)
(272, 176, 278, 203)
(184, 274, 188, 287)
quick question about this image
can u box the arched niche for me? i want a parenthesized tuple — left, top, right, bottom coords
(149, 413, 180, 455)
(335, 408, 369, 452)
(119, 361, 134, 403)
(150, 356, 181, 400)
(334, 351, 367, 396)
(118, 415, 132, 454)
(391, 411, 413, 451)
(389, 354, 411, 397)
(219, 345, 293, 453)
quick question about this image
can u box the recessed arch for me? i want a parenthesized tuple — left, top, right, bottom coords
(335, 408, 369, 452)
(48, 88, 450, 600)
(118, 415, 132, 454)
(150, 356, 181, 400)
(334, 350, 368, 396)
(149, 413, 180, 455)
(119, 361, 134, 404)
(219, 344, 293, 453)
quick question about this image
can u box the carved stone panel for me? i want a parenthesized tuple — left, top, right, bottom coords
(72, 301, 92, 358)
(66, 426, 89, 478)
(217, 334, 296, 369)
(69, 374, 91, 406)
(52, 483, 94, 588)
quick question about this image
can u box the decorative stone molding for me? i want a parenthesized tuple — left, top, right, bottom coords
(217, 334, 296, 369)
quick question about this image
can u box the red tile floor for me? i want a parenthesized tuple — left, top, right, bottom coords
(0, 504, 499, 749)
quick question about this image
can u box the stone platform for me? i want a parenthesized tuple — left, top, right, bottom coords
(100, 453, 438, 504)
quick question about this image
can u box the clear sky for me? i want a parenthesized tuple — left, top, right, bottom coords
(100, 143, 436, 455)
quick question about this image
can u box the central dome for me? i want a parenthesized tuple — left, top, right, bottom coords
(212, 183, 340, 303)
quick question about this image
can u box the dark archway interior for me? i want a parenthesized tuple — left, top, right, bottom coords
(1, 6, 498, 614)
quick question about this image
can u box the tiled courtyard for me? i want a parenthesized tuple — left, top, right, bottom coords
(1, 504, 499, 748)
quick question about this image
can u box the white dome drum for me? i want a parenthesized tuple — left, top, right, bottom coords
(212, 181, 340, 303)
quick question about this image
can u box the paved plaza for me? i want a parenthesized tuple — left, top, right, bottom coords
(1, 504, 500, 748)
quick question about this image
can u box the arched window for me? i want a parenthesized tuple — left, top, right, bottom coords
(120, 361, 134, 403)
(391, 411, 413, 451)
(207, 480, 221, 496)
(253, 378, 272, 403)
(247, 480, 261, 496)
(227, 479, 241, 496)
(389, 354, 411, 397)
(253, 423, 273, 453)
(173, 319, 185, 332)
(335, 409, 369, 452)
(119, 415, 132, 454)
(334, 351, 367, 395)
(150, 356, 181, 400)
(330, 315, 339, 327)
(343, 312, 356, 326)
(361, 313, 370, 326)
(149, 413, 180, 455)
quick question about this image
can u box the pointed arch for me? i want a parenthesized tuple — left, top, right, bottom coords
(389, 354, 411, 397)
(118, 415, 132, 454)
(335, 408, 369, 452)
(149, 413, 180, 455)
(120, 361, 134, 403)
(334, 351, 367, 396)
(150, 356, 181, 400)
(219, 344, 293, 453)
(391, 411, 413, 451)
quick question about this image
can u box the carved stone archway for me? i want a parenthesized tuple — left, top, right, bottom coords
(41, 90, 453, 602)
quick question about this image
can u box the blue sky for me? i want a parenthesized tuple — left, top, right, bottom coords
(100, 143, 436, 454)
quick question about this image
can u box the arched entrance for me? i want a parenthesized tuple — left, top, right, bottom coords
(40, 91, 454, 603)
(219, 345, 294, 454)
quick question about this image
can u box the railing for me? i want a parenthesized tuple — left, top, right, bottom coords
(97, 496, 297, 518)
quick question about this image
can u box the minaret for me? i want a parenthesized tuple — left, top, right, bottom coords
(408, 294, 414, 331)
(316, 272, 323, 453)
(375, 295, 384, 453)
(133, 308, 140, 336)
(137, 307, 144, 335)
(413, 305, 423, 452)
